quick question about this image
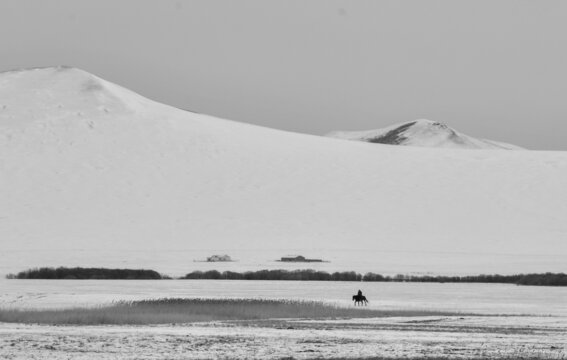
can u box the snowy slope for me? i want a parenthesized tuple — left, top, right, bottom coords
(327, 119, 523, 150)
(1, 67, 566, 275)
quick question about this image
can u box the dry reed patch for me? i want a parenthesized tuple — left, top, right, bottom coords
(0, 298, 459, 325)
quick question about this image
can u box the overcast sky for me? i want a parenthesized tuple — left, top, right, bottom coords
(1, 0, 566, 150)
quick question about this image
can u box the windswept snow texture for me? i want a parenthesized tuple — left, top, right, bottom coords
(327, 119, 524, 150)
(2, 316, 566, 360)
(1, 67, 566, 275)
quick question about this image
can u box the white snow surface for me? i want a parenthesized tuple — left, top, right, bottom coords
(1, 316, 566, 360)
(2, 278, 566, 359)
(1, 67, 567, 275)
(327, 119, 524, 149)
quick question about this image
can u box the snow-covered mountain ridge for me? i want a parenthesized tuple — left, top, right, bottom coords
(1, 67, 566, 275)
(327, 119, 523, 150)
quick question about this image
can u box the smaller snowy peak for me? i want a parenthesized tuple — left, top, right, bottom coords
(327, 119, 523, 150)
(0, 66, 154, 127)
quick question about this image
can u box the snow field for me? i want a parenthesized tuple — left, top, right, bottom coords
(1, 67, 566, 275)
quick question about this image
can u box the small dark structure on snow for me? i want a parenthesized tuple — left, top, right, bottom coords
(206, 254, 233, 262)
(279, 255, 323, 263)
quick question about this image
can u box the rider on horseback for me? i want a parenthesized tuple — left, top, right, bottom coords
(353, 289, 368, 306)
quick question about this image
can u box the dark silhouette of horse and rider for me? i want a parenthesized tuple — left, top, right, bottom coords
(352, 289, 368, 306)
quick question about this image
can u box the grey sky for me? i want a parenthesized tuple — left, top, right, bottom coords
(1, 0, 566, 150)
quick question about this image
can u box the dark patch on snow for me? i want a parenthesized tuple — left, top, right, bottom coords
(367, 121, 416, 145)
(82, 78, 104, 92)
(179, 107, 200, 114)
(447, 129, 467, 145)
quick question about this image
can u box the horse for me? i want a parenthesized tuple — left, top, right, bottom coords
(352, 294, 368, 306)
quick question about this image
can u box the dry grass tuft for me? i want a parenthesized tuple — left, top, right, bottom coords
(0, 298, 457, 325)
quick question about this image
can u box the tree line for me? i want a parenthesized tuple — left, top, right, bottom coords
(8, 267, 163, 280)
(183, 269, 362, 281)
(7, 267, 566, 286)
(183, 270, 567, 286)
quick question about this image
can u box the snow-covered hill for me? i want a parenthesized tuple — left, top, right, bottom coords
(327, 119, 523, 150)
(1, 67, 566, 276)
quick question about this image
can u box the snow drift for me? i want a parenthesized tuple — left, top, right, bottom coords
(1, 67, 566, 275)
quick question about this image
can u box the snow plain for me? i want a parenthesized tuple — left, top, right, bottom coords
(1, 315, 566, 360)
(2, 280, 567, 316)
(1, 280, 566, 359)
(1, 67, 567, 277)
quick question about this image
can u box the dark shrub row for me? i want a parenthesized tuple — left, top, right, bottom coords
(369, 272, 567, 286)
(183, 270, 567, 286)
(7, 267, 566, 285)
(183, 269, 362, 281)
(515, 273, 567, 286)
(10, 267, 163, 280)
